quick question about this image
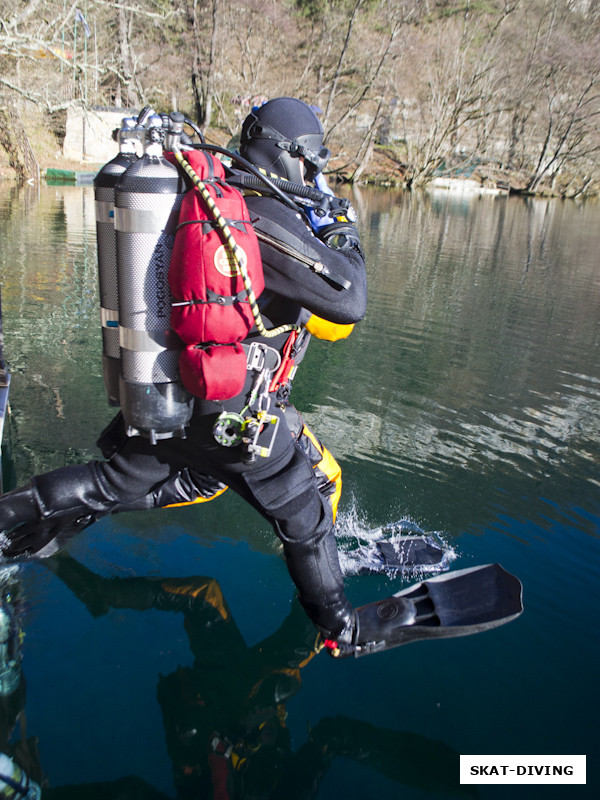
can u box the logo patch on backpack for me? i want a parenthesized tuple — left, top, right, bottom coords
(214, 243, 246, 277)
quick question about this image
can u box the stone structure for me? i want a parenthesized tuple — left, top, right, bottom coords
(63, 106, 137, 164)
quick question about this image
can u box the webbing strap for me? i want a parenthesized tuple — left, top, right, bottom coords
(176, 218, 251, 234)
(172, 289, 248, 308)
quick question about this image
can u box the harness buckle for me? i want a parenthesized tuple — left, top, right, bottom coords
(245, 341, 281, 374)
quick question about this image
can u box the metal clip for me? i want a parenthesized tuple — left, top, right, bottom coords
(245, 342, 281, 374)
(241, 414, 280, 463)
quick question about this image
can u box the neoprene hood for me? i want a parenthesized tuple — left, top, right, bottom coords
(240, 97, 330, 184)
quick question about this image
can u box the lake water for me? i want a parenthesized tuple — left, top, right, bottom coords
(0, 181, 598, 799)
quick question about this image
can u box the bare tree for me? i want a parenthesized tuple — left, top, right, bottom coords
(485, 0, 600, 193)
(526, 57, 600, 192)
(400, 1, 518, 186)
(182, 0, 220, 129)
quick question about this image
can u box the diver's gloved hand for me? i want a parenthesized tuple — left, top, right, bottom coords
(307, 173, 363, 255)
(317, 219, 363, 256)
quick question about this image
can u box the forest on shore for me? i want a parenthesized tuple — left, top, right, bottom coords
(1, 0, 600, 196)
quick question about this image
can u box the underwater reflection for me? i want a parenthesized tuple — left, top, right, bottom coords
(0, 569, 43, 798)
(0, 556, 473, 799)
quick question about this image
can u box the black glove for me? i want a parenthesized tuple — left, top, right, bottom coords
(311, 195, 363, 255)
(317, 220, 364, 256)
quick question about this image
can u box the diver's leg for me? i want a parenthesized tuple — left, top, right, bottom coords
(0, 461, 125, 528)
(0, 415, 229, 559)
(0, 462, 124, 558)
(0, 428, 179, 558)
(275, 489, 354, 639)
(0, 454, 163, 558)
(231, 445, 354, 640)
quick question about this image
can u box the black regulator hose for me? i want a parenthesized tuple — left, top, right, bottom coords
(183, 117, 205, 143)
(189, 143, 311, 213)
(226, 169, 325, 202)
(135, 110, 317, 212)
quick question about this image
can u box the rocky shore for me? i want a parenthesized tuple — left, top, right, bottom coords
(1, 112, 596, 200)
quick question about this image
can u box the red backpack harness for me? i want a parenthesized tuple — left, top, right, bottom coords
(166, 149, 265, 401)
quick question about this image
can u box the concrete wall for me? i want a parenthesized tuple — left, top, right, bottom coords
(63, 106, 135, 164)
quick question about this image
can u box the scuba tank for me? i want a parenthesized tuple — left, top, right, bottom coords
(94, 117, 139, 406)
(114, 113, 192, 443)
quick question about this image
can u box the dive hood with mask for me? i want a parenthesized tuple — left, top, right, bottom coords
(239, 98, 330, 184)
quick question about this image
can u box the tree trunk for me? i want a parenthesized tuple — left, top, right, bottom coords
(322, 0, 364, 133)
(118, 5, 140, 108)
(190, 0, 219, 129)
(0, 101, 40, 183)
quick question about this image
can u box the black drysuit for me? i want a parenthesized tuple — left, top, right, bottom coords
(0, 187, 367, 639)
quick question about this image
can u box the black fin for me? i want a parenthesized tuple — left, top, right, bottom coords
(329, 564, 523, 658)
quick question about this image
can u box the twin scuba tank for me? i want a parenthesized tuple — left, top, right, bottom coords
(96, 114, 352, 446)
(94, 112, 192, 443)
(94, 117, 137, 407)
(0, 754, 41, 800)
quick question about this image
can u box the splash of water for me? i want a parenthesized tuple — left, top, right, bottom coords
(334, 497, 456, 579)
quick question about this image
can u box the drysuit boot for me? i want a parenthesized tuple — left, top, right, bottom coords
(0, 463, 120, 559)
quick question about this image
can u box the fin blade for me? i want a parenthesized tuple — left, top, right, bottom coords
(377, 536, 447, 568)
(353, 563, 523, 658)
(351, 534, 452, 576)
(412, 563, 523, 627)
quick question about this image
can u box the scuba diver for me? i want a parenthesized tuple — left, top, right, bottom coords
(0, 98, 522, 659)
(0, 98, 364, 649)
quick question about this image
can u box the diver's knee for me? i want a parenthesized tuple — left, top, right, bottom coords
(273, 490, 332, 544)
